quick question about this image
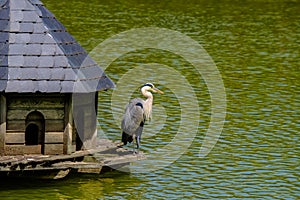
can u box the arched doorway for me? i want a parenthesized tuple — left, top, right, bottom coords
(25, 124, 39, 145)
(25, 111, 45, 154)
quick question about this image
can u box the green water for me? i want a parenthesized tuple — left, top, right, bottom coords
(1, 0, 299, 199)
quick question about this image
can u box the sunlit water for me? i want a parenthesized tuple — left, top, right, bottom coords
(1, 0, 299, 199)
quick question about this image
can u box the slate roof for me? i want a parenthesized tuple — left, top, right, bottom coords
(0, 0, 114, 93)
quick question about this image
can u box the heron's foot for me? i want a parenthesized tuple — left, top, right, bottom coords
(133, 149, 139, 155)
(117, 142, 125, 148)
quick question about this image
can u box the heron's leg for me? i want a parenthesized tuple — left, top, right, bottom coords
(121, 132, 127, 146)
(136, 136, 141, 149)
(132, 137, 140, 154)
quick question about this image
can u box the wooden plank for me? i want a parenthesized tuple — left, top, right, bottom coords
(5, 132, 25, 144)
(6, 120, 25, 131)
(0, 139, 146, 179)
(53, 162, 103, 172)
(24, 145, 41, 154)
(6, 110, 26, 120)
(1, 142, 118, 166)
(45, 120, 64, 132)
(5, 145, 24, 155)
(7, 119, 65, 132)
(7, 109, 64, 120)
(45, 132, 64, 143)
(44, 144, 64, 155)
(0, 95, 6, 155)
(103, 153, 145, 166)
(53, 169, 71, 179)
(7, 96, 65, 109)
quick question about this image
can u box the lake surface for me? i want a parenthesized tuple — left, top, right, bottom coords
(1, 0, 299, 199)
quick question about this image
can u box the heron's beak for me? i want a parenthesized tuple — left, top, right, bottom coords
(153, 87, 164, 94)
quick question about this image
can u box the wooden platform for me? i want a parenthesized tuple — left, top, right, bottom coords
(0, 139, 145, 179)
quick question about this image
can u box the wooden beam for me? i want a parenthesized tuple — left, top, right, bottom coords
(44, 144, 64, 155)
(5, 144, 43, 155)
(7, 119, 64, 132)
(45, 120, 64, 132)
(64, 94, 73, 154)
(5, 132, 25, 144)
(5, 145, 24, 155)
(0, 95, 6, 155)
(7, 109, 64, 120)
(45, 132, 64, 143)
(24, 145, 42, 154)
(7, 97, 65, 109)
(6, 120, 25, 131)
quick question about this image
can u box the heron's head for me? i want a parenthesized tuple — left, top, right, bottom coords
(141, 83, 164, 94)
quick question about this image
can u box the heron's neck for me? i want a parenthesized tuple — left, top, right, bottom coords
(141, 88, 153, 99)
(144, 92, 153, 102)
(142, 90, 153, 120)
(145, 95, 153, 108)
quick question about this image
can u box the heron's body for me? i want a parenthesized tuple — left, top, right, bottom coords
(121, 83, 163, 150)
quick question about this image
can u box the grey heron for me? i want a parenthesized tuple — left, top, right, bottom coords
(121, 83, 163, 150)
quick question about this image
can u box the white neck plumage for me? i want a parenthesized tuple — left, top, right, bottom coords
(141, 88, 153, 121)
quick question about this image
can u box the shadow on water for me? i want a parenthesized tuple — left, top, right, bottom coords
(0, 171, 146, 200)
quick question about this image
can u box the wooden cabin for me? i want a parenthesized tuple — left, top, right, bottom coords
(0, 0, 114, 156)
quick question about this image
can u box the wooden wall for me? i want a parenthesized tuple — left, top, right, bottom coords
(72, 92, 98, 150)
(0, 94, 6, 155)
(5, 94, 67, 155)
(6, 94, 65, 132)
(2, 92, 98, 156)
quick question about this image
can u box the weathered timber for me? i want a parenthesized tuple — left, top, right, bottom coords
(64, 94, 73, 154)
(7, 109, 65, 121)
(0, 139, 145, 179)
(0, 95, 6, 155)
(5, 132, 25, 144)
(4, 145, 43, 155)
(44, 144, 64, 155)
(7, 96, 65, 109)
(45, 132, 64, 143)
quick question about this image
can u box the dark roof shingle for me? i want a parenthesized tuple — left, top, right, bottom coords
(0, 0, 114, 93)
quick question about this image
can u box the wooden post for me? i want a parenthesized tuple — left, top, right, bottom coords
(81, 92, 97, 150)
(0, 94, 6, 155)
(64, 94, 74, 154)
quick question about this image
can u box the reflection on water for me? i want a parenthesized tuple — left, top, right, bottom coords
(0, 172, 144, 199)
(1, 0, 299, 199)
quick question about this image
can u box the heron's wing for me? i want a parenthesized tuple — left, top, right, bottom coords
(121, 98, 145, 136)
